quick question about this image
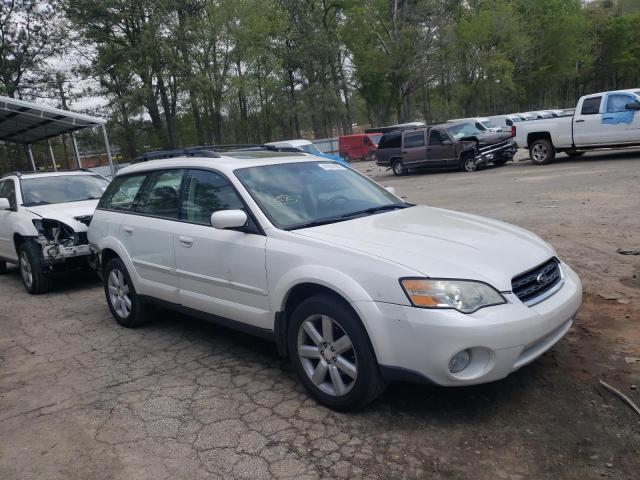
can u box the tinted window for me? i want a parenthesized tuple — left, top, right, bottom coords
(0, 180, 17, 209)
(99, 174, 147, 211)
(606, 94, 637, 113)
(378, 132, 401, 149)
(403, 131, 425, 148)
(182, 170, 244, 225)
(581, 97, 602, 115)
(136, 169, 184, 219)
(429, 130, 450, 145)
(21, 174, 109, 206)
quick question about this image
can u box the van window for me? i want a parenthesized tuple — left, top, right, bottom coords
(581, 97, 602, 115)
(98, 174, 146, 212)
(378, 132, 401, 149)
(136, 169, 184, 219)
(181, 170, 244, 225)
(403, 131, 425, 148)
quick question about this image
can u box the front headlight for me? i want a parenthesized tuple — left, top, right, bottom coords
(400, 278, 506, 313)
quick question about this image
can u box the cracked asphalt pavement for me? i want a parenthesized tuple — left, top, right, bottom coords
(1, 151, 639, 479)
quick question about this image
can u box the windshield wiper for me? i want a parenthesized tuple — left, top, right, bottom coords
(340, 203, 411, 219)
(285, 216, 347, 230)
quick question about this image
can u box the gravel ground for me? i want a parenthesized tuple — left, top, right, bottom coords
(1, 149, 639, 479)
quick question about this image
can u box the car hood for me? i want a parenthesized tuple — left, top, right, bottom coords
(25, 199, 99, 232)
(460, 132, 512, 146)
(294, 205, 555, 291)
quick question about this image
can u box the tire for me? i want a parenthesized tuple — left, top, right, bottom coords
(103, 257, 150, 327)
(0, 260, 7, 274)
(288, 293, 386, 410)
(529, 139, 555, 165)
(566, 150, 585, 158)
(460, 154, 477, 172)
(18, 242, 52, 294)
(392, 159, 406, 176)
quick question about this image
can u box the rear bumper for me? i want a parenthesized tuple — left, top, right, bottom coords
(356, 262, 582, 386)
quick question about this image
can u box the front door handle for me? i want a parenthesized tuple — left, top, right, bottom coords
(575, 119, 585, 123)
(122, 226, 133, 235)
(178, 235, 194, 248)
(603, 117, 613, 120)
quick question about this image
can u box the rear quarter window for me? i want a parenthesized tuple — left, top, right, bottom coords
(98, 173, 147, 211)
(378, 132, 401, 149)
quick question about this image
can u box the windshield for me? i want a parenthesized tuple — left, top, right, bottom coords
(446, 123, 484, 139)
(235, 161, 407, 230)
(481, 120, 497, 129)
(21, 175, 109, 206)
(368, 134, 383, 145)
(300, 144, 323, 155)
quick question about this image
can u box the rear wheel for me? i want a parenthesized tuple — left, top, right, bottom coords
(18, 242, 52, 294)
(288, 294, 386, 410)
(529, 139, 555, 165)
(104, 258, 150, 327)
(392, 159, 407, 176)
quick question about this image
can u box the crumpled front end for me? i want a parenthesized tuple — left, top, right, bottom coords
(32, 218, 92, 265)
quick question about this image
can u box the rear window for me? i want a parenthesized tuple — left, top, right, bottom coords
(378, 132, 401, 149)
(581, 97, 602, 115)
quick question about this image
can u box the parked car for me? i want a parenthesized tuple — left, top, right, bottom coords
(488, 114, 526, 132)
(516, 112, 537, 121)
(513, 89, 640, 164)
(376, 122, 516, 175)
(447, 117, 502, 133)
(0, 170, 110, 293)
(264, 139, 346, 164)
(88, 150, 581, 410)
(338, 133, 383, 162)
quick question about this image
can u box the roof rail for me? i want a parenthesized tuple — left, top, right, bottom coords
(133, 148, 221, 163)
(231, 145, 304, 153)
(0, 170, 22, 179)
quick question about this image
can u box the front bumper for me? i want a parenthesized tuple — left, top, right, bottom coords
(356, 262, 582, 386)
(476, 141, 517, 164)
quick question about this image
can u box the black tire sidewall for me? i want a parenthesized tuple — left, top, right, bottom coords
(392, 159, 405, 176)
(103, 258, 142, 327)
(18, 242, 51, 294)
(287, 294, 382, 410)
(530, 139, 555, 165)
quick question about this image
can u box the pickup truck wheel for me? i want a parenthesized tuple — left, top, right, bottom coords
(288, 294, 386, 410)
(18, 242, 52, 294)
(530, 139, 555, 165)
(104, 258, 150, 327)
(462, 155, 477, 172)
(392, 159, 407, 176)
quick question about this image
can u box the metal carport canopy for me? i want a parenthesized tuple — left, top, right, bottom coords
(0, 94, 115, 176)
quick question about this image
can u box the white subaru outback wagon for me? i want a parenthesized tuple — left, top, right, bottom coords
(88, 150, 582, 410)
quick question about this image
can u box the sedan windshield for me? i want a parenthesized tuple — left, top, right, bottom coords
(21, 174, 110, 206)
(235, 161, 408, 230)
(447, 123, 484, 139)
(300, 144, 323, 155)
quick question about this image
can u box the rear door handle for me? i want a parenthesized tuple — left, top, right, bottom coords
(122, 226, 133, 235)
(603, 117, 613, 120)
(178, 235, 194, 248)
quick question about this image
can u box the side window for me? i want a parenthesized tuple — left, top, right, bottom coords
(136, 169, 184, 219)
(606, 94, 637, 113)
(98, 174, 147, 212)
(378, 132, 401, 149)
(429, 130, 449, 146)
(403, 131, 425, 148)
(363, 136, 371, 146)
(181, 170, 244, 225)
(581, 97, 602, 115)
(0, 180, 17, 209)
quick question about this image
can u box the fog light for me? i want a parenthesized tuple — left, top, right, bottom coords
(449, 349, 471, 373)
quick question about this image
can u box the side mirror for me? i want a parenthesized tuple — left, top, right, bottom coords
(384, 186, 396, 195)
(0, 198, 10, 210)
(211, 209, 248, 230)
(625, 102, 640, 111)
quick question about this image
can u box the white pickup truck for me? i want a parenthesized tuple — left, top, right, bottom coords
(514, 89, 640, 164)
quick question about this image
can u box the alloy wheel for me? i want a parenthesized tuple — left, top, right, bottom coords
(532, 144, 548, 163)
(297, 314, 358, 396)
(108, 268, 132, 318)
(20, 251, 33, 289)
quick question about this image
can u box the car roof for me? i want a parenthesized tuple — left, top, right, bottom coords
(12, 171, 102, 180)
(116, 151, 321, 177)
(264, 139, 312, 148)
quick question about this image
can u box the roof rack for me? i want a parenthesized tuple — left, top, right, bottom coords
(0, 168, 98, 178)
(231, 145, 304, 153)
(133, 148, 221, 163)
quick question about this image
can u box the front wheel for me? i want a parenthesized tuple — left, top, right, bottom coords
(461, 154, 477, 172)
(18, 242, 52, 294)
(529, 139, 555, 165)
(392, 159, 407, 176)
(104, 258, 150, 327)
(288, 294, 386, 410)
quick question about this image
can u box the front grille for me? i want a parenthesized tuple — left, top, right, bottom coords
(512, 258, 562, 304)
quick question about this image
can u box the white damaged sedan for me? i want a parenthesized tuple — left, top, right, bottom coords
(88, 151, 582, 410)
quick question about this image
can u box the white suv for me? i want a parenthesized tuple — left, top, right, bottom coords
(0, 171, 110, 293)
(88, 150, 582, 410)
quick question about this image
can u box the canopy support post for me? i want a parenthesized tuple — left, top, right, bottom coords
(27, 144, 36, 172)
(101, 124, 116, 177)
(71, 132, 82, 168)
(47, 140, 57, 172)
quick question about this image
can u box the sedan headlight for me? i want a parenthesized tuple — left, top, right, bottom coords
(400, 278, 506, 313)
